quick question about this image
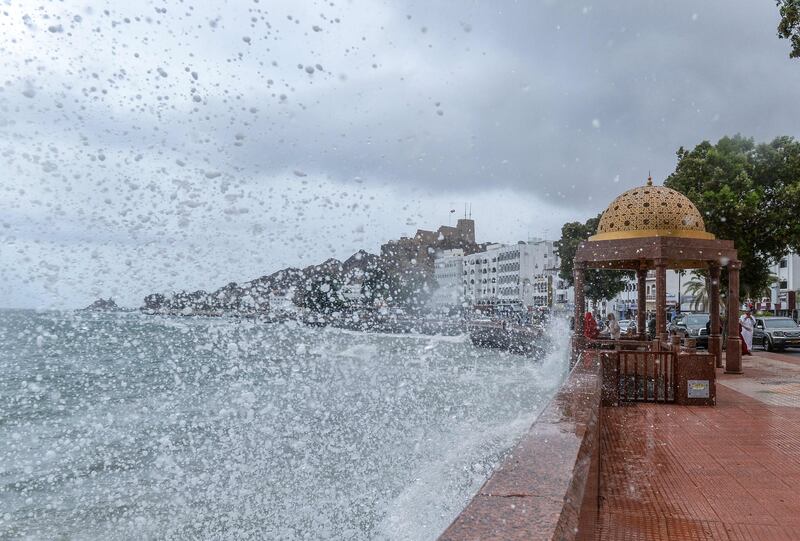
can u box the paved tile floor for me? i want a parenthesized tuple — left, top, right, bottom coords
(597, 351, 800, 540)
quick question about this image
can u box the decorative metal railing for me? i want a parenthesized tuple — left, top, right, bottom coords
(616, 350, 675, 402)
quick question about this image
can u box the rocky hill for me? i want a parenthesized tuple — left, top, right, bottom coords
(79, 298, 129, 312)
(139, 249, 382, 315)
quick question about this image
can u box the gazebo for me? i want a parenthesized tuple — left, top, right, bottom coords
(574, 176, 742, 374)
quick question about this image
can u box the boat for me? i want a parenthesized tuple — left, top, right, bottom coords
(468, 317, 549, 356)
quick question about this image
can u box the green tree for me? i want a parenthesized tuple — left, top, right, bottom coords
(778, 0, 800, 58)
(753, 274, 782, 300)
(555, 216, 632, 304)
(664, 135, 800, 299)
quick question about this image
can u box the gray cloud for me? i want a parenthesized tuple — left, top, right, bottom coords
(1, 0, 798, 308)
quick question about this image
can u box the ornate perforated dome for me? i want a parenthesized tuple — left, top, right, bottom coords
(589, 177, 715, 241)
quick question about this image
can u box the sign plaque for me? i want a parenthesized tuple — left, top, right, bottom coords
(687, 380, 710, 399)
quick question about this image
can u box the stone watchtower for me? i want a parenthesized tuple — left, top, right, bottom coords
(455, 218, 475, 243)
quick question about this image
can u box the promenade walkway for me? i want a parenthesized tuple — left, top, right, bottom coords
(597, 349, 800, 540)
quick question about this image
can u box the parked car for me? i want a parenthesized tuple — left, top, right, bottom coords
(618, 319, 634, 333)
(668, 313, 710, 348)
(754, 317, 800, 351)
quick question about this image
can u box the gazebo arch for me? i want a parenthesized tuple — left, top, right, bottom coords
(573, 177, 742, 373)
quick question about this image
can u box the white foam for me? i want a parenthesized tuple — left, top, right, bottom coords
(376, 316, 571, 539)
(335, 327, 470, 343)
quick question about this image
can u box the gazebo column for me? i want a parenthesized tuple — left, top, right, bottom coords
(655, 259, 667, 340)
(574, 263, 586, 337)
(637, 266, 647, 341)
(725, 260, 743, 374)
(708, 264, 722, 368)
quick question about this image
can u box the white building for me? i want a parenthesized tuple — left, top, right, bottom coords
(269, 289, 300, 316)
(768, 251, 800, 316)
(462, 243, 502, 306)
(607, 276, 639, 318)
(432, 249, 465, 307)
(606, 269, 707, 319)
(461, 239, 563, 311)
(341, 283, 364, 303)
(553, 275, 574, 311)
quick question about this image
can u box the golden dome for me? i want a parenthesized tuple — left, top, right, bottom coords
(589, 177, 714, 241)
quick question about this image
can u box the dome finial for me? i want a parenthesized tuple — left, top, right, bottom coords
(647, 171, 653, 186)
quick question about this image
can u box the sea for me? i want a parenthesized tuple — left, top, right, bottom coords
(0, 309, 568, 540)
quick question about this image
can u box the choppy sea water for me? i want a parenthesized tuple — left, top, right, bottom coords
(0, 310, 568, 540)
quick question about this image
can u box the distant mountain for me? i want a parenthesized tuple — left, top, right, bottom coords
(79, 298, 129, 312)
(139, 250, 381, 315)
(343, 249, 380, 275)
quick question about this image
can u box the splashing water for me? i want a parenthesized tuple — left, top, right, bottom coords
(0, 310, 569, 539)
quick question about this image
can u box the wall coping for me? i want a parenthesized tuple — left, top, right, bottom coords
(438, 353, 602, 540)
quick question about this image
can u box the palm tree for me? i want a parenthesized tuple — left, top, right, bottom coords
(684, 273, 710, 311)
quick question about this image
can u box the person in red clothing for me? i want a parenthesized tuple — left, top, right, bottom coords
(583, 311, 599, 339)
(739, 322, 751, 356)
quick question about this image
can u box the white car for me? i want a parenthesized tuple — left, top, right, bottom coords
(618, 319, 634, 333)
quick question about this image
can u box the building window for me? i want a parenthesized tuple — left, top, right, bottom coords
(780, 259, 788, 268)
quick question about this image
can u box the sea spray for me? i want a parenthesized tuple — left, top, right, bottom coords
(0, 310, 568, 540)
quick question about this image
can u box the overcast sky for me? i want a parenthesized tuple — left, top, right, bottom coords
(1, 0, 799, 309)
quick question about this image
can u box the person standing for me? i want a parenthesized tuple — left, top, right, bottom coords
(583, 312, 598, 340)
(607, 313, 621, 340)
(647, 314, 656, 340)
(740, 310, 755, 355)
(739, 321, 750, 356)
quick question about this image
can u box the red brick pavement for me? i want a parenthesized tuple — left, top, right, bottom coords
(597, 352, 800, 540)
(748, 348, 800, 366)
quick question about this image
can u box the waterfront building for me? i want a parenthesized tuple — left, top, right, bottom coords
(607, 276, 639, 319)
(553, 275, 573, 311)
(431, 249, 465, 307)
(767, 251, 800, 317)
(606, 269, 705, 320)
(462, 243, 502, 307)
(460, 239, 563, 311)
(268, 289, 299, 316)
(340, 283, 364, 304)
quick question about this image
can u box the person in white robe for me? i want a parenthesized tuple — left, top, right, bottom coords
(740, 310, 755, 355)
(607, 313, 621, 340)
